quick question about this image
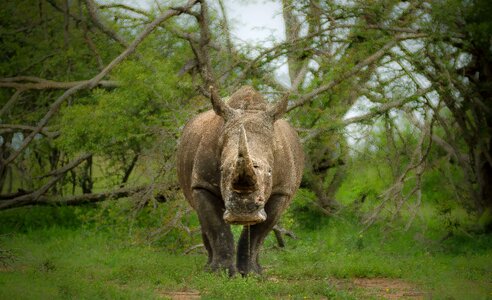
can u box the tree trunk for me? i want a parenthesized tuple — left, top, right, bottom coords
(80, 155, 93, 194)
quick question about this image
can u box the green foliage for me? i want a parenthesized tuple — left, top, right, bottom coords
(430, 0, 492, 51)
(1, 204, 491, 299)
(285, 188, 330, 230)
(56, 50, 193, 156)
(0, 206, 83, 234)
(2, 0, 492, 298)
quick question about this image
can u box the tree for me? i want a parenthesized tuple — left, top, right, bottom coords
(1, 0, 490, 233)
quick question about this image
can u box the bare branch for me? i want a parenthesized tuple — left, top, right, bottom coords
(184, 244, 205, 254)
(0, 77, 119, 90)
(288, 33, 427, 111)
(0, 153, 92, 210)
(0, 0, 199, 169)
(84, 0, 128, 47)
(0, 185, 147, 210)
(217, 0, 233, 57)
(0, 124, 59, 138)
(342, 87, 432, 126)
(98, 3, 150, 17)
(302, 87, 433, 143)
(0, 89, 24, 117)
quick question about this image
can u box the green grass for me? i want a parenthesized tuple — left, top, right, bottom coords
(0, 203, 491, 299)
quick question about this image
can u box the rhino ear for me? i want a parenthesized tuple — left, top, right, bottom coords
(266, 92, 290, 122)
(210, 86, 236, 121)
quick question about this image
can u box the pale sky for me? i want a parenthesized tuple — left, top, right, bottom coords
(224, 1, 290, 85)
(223, 1, 285, 45)
(123, 0, 290, 84)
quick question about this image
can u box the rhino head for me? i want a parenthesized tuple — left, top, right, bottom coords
(210, 86, 289, 225)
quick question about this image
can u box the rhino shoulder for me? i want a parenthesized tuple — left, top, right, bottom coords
(178, 110, 224, 206)
(271, 119, 304, 196)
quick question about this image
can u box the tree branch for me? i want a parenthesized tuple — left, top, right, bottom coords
(98, 3, 150, 17)
(0, 89, 24, 117)
(0, 0, 199, 169)
(0, 124, 59, 138)
(288, 33, 427, 111)
(0, 77, 119, 90)
(84, 0, 128, 47)
(342, 87, 432, 126)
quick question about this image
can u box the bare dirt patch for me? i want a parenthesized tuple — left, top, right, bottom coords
(331, 277, 426, 299)
(0, 265, 13, 272)
(156, 290, 201, 300)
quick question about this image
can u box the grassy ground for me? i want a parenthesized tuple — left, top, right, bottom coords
(1, 201, 491, 300)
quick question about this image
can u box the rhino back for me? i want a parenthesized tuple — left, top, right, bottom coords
(177, 110, 224, 209)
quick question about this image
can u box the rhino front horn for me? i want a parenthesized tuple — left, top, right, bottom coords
(233, 126, 257, 193)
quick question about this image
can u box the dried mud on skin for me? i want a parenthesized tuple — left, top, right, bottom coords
(330, 277, 426, 299)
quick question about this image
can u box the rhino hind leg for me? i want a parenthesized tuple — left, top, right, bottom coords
(236, 194, 288, 276)
(193, 189, 236, 276)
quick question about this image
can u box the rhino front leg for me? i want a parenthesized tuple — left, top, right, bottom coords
(236, 194, 289, 276)
(193, 188, 236, 276)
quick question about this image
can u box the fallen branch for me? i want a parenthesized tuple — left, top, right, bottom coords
(0, 189, 31, 200)
(183, 243, 205, 255)
(0, 185, 147, 210)
(0, 153, 92, 210)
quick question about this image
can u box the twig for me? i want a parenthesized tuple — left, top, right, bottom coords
(288, 33, 427, 111)
(98, 3, 150, 17)
(0, 0, 199, 169)
(84, 0, 128, 47)
(0, 153, 92, 210)
(183, 243, 204, 254)
(272, 225, 297, 248)
(0, 89, 24, 117)
(0, 77, 119, 90)
(0, 124, 59, 139)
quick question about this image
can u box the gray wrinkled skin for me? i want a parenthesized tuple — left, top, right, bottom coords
(177, 86, 304, 276)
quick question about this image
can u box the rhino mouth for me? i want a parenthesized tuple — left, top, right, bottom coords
(223, 208, 267, 225)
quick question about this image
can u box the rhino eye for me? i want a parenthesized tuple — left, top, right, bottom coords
(253, 164, 259, 169)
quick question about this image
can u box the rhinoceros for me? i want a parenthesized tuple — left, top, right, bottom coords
(177, 86, 304, 276)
